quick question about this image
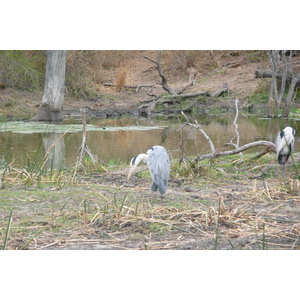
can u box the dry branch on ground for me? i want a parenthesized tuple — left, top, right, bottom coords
(255, 69, 300, 85)
(179, 104, 276, 165)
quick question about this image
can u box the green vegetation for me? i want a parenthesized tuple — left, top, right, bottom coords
(0, 50, 128, 97)
(248, 79, 300, 111)
(0, 50, 46, 91)
(248, 80, 270, 104)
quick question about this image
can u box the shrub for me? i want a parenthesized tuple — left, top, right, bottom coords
(0, 50, 46, 90)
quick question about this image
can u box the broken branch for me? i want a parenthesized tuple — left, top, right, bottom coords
(103, 83, 154, 92)
(192, 141, 276, 164)
(178, 102, 276, 166)
(162, 91, 210, 99)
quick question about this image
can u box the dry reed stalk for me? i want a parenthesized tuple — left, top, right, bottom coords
(41, 127, 73, 171)
(116, 65, 127, 92)
(78, 109, 97, 166)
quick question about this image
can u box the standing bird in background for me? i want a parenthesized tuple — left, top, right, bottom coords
(128, 145, 170, 195)
(276, 126, 296, 166)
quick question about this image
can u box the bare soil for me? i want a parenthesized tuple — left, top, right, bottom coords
(1, 51, 300, 250)
(0, 50, 272, 119)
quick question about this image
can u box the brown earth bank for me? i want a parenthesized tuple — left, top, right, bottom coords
(0, 50, 281, 120)
(1, 51, 300, 250)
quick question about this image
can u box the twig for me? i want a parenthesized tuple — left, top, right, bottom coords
(181, 111, 216, 154)
(40, 126, 73, 171)
(78, 109, 98, 165)
(3, 209, 13, 250)
(232, 98, 243, 160)
(103, 83, 154, 92)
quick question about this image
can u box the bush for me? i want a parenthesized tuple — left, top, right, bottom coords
(0, 50, 130, 98)
(0, 50, 46, 90)
(65, 50, 128, 98)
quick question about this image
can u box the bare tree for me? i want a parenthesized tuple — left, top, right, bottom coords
(32, 50, 67, 121)
(267, 50, 300, 118)
(144, 51, 212, 98)
(139, 51, 211, 115)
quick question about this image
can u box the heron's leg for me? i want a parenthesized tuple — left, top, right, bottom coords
(160, 194, 164, 204)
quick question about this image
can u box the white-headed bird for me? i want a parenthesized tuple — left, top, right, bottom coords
(128, 145, 170, 195)
(276, 126, 296, 166)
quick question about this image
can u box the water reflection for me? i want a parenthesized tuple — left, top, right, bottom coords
(42, 133, 66, 170)
(0, 114, 299, 168)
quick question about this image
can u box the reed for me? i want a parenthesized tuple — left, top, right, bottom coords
(2, 209, 13, 250)
(262, 222, 268, 250)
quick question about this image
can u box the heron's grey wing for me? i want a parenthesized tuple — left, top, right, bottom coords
(147, 146, 170, 194)
(151, 182, 158, 192)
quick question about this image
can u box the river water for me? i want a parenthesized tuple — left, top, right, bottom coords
(0, 114, 299, 169)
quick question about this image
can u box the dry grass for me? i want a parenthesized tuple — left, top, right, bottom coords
(162, 50, 226, 79)
(115, 65, 127, 92)
(1, 160, 300, 250)
(63, 51, 130, 97)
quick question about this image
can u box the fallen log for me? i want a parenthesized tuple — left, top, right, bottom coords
(193, 141, 276, 163)
(103, 83, 153, 92)
(255, 69, 300, 85)
(162, 91, 211, 99)
(211, 83, 228, 97)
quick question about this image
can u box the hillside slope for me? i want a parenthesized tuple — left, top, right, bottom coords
(0, 51, 273, 119)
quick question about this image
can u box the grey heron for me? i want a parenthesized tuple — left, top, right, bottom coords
(275, 126, 296, 166)
(128, 145, 170, 195)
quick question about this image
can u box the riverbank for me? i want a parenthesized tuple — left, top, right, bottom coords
(1, 51, 300, 250)
(0, 51, 274, 120)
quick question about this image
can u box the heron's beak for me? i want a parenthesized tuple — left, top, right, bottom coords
(128, 166, 135, 180)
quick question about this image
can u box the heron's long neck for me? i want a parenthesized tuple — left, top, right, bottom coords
(134, 153, 147, 166)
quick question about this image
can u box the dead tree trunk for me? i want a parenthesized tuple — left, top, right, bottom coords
(32, 50, 67, 122)
(268, 50, 281, 118)
(255, 69, 300, 85)
(144, 51, 179, 95)
(142, 51, 211, 114)
(144, 51, 201, 96)
(257, 51, 300, 118)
